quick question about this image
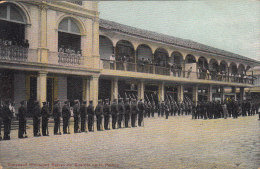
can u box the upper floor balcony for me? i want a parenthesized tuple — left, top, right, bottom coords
(101, 59, 255, 85)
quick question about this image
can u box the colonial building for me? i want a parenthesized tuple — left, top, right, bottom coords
(0, 1, 259, 113)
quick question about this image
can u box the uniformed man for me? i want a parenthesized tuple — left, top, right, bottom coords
(111, 99, 118, 129)
(131, 99, 138, 127)
(160, 101, 165, 117)
(0, 100, 3, 140)
(33, 101, 41, 137)
(73, 100, 80, 133)
(87, 100, 95, 132)
(62, 100, 70, 134)
(124, 98, 131, 127)
(137, 99, 144, 127)
(118, 98, 125, 128)
(103, 99, 111, 130)
(18, 101, 27, 138)
(41, 102, 51, 136)
(53, 100, 61, 135)
(80, 100, 87, 132)
(165, 101, 170, 119)
(2, 100, 13, 140)
(95, 100, 103, 131)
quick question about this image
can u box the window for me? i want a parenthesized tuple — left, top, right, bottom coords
(58, 18, 80, 35)
(0, 3, 25, 24)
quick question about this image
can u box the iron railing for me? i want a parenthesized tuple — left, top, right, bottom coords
(101, 59, 255, 85)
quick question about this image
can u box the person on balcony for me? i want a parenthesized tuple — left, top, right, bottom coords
(187, 67, 192, 78)
(109, 54, 115, 69)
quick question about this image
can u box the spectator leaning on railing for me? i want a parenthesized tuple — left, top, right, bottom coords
(0, 38, 29, 60)
(58, 46, 82, 64)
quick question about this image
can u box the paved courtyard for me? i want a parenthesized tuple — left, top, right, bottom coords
(0, 115, 259, 169)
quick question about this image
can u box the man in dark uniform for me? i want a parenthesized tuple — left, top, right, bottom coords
(118, 98, 125, 128)
(53, 100, 61, 135)
(124, 98, 130, 127)
(137, 99, 144, 127)
(131, 99, 138, 127)
(151, 101, 155, 117)
(103, 99, 111, 130)
(41, 102, 51, 136)
(73, 100, 80, 133)
(87, 100, 95, 132)
(62, 100, 70, 134)
(95, 100, 103, 131)
(2, 100, 13, 140)
(165, 101, 170, 119)
(0, 100, 3, 140)
(80, 100, 87, 132)
(160, 101, 165, 117)
(33, 101, 41, 137)
(111, 99, 118, 129)
(18, 100, 27, 138)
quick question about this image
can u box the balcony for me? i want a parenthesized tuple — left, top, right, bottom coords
(101, 59, 255, 85)
(0, 45, 84, 67)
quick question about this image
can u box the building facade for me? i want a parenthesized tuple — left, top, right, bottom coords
(0, 1, 259, 113)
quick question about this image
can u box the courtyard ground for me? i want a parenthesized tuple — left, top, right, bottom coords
(0, 115, 259, 169)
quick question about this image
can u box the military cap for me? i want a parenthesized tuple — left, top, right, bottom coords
(20, 100, 26, 105)
(42, 101, 47, 105)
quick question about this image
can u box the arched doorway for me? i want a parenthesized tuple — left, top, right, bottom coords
(170, 51, 183, 77)
(209, 59, 219, 80)
(58, 17, 82, 64)
(154, 48, 169, 75)
(198, 57, 208, 79)
(136, 44, 153, 73)
(115, 40, 135, 71)
(99, 35, 114, 69)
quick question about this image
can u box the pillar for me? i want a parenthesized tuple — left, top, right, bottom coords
(111, 78, 118, 101)
(37, 71, 47, 107)
(89, 75, 99, 107)
(177, 84, 183, 103)
(82, 77, 90, 102)
(208, 85, 213, 101)
(220, 86, 225, 102)
(192, 85, 198, 105)
(240, 87, 245, 101)
(38, 4, 48, 63)
(232, 86, 237, 101)
(138, 80, 145, 100)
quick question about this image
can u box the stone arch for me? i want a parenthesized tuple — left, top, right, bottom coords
(185, 54, 196, 63)
(170, 51, 183, 65)
(198, 56, 208, 69)
(209, 58, 219, 72)
(57, 15, 86, 35)
(136, 44, 153, 61)
(154, 48, 169, 67)
(238, 64, 245, 75)
(99, 35, 114, 60)
(220, 60, 228, 72)
(229, 62, 238, 75)
(115, 40, 135, 62)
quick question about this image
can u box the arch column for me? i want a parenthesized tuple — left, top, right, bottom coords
(111, 78, 118, 101)
(178, 84, 183, 103)
(192, 85, 198, 105)
(38, 4, 48, 63)
(208, 85, 213, 102)
(138, 80, 145, 100)
(89, 75, 99, 107)
(37, 71, 47, 107)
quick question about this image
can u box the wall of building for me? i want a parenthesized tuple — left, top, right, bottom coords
(14, 72, 26, 112)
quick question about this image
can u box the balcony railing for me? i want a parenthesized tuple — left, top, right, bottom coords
(0, 46, 84, 67)
(0, 45, 38, 62)
(101, 59, 255, 85)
